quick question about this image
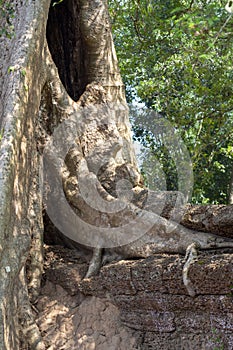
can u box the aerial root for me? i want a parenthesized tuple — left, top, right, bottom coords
(84, 248, 103, 279)
(182, 242, 200, 297)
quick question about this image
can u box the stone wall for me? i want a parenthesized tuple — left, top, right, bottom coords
(40, 245, 233, 349)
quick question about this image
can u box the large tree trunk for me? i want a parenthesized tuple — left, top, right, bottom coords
(0, 1, 50, 349)
(0, 0, 232, 349)
(0, 0, 139, 347)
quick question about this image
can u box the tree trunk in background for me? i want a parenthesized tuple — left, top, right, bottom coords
(228, 168, 233, 204)
(0, 0, 233, 349)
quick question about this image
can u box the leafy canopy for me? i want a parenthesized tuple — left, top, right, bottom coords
(109, 0, 233, 204)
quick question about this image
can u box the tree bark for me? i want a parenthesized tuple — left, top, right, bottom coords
(0, 0, 232, 349)
(0, 1, 50, 349)
(228, 168, 233, 204)
(0, 0, 140, 347)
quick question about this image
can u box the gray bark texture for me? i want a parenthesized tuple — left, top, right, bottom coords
(228, 169, 233, 204)
(0, 0, 232, 349)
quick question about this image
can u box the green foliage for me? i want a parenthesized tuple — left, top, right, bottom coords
(133, 124, 178, 191)
(109, 0, 233, 204)
(0, 0, 15, 38)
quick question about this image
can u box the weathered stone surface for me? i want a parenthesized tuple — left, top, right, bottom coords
(44, 245, 89, 295)
(37, 275, 140, 349)
(80, 253, 233, 296)
(42, 245, 233, 349)
(142, 331, 233, 350)
(178, 204, 233, 237)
